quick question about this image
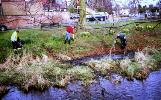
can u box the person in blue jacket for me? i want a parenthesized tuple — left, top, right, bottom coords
(64, 31, 71, 45)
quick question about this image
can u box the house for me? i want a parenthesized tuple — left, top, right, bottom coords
(1, 0, 67, 16)
(0, 0, 70, 28)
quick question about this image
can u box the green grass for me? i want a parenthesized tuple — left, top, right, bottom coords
(0, 27, 115, 63)
(0, 29, 66, 63)
(1, 21, 161, 63)
(88, 20, 135, 28)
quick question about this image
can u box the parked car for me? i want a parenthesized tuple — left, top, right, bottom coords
(86, 12, 108, 22)
(70, 12, 108, 22)
(70, 13, 80, 19)
(0, 24, 7, 31)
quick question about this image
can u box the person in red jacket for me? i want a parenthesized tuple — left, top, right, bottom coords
(66, 25, 75, 40)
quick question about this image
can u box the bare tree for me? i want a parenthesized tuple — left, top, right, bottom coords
(128, 0, 142, 14)
(86, 0, 113, 14)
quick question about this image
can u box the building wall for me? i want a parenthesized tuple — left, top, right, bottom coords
(2, 0, 67, 16)
(1, 0, 70, 29)
(2, 1, 26, 15)
(26, 2, 44, 15)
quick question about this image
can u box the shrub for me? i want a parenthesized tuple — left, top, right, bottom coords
(127, 62, 139, 78)
(135, 25, 144, 31)
(120, 58, 131, 71)
(135, 51, 156, 69)
(146, 25, 153, 31)
(109, 30, 115, 35)
(122, 28, 130, 35)
(67, 66, 94, 82)
(80, 32, 91, 37)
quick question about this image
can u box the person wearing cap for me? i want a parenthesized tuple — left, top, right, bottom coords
(11, 30, 22, 50)
(116, 32, 127, 49)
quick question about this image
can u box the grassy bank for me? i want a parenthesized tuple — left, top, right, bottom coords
(1, 21, 161, 62)
(86, 48, 161, 80)
(0, 21, 161, 92)
(0, 52, 94, 91)
(0, 48, 161, 92)
(0, 27, 115, 63)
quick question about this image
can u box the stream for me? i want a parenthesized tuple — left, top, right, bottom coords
(2, 52, 161, 100)
(66, 51, 135, 65)
(2, 70, 161, 100)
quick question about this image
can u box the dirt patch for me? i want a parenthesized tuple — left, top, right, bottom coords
(70, 31, 161, 59)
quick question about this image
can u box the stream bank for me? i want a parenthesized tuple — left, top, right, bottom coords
(2, 69, 161, 100)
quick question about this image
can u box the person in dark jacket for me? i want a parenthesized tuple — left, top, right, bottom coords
(116, 32, 127, 49)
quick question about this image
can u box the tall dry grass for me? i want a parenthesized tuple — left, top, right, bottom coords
(86, 48, 159, 80)
(0, 51, 94, 91)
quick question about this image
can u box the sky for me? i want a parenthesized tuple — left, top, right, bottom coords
(115, 0, 159, 6)
(65, 0, 159, 7)
(140, 0, 159, 6)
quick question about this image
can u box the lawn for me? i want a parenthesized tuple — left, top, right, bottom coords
(0, 27, 115, 63)
(88, 20, 136, 28)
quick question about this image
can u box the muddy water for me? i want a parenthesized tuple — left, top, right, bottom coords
(67, 51, 135, 65)
(2, 69, 161, 100)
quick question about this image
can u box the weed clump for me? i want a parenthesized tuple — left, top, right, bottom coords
(135, 25, 144, 31)
(109, 30, 115, 35)
(146, 25, 153, 31)
(80, 32, 91, 37)
(0, 52, 94, 91)
(122, 28, 130, 35)
(86, 48, 159, 80)
(120, 48, 158, 79)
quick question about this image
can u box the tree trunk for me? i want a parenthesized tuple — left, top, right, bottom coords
(0, 0, 4, 16)
(79, 0, 86, 28)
